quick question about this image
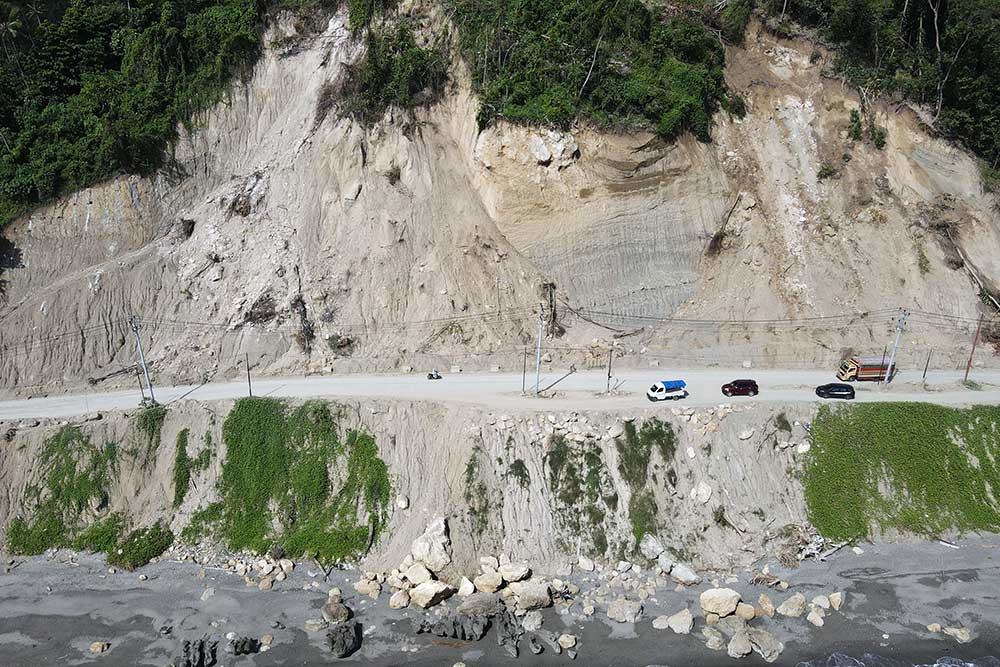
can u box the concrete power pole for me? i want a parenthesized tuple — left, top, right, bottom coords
(884, 309, 909, 385)
(130, 315, 156, 404)
(534, 306, 544, 394)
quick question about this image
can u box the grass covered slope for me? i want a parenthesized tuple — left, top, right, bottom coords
(805, 403, 1000, 541)
(185, 398, 391, 564)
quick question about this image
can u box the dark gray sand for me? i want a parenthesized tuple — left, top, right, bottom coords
(1, 536, 999, 666)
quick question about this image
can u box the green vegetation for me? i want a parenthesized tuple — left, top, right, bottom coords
(767, 0, 998, 166)
(447, 0, 729, 140)
(628, 490, 658, 542)
(817, 162, 838, 180)
(614, 419, 674, 542)
(917, 244, 931, 275)
(463, 445, 491, 536)
(545, 435, 615, 556)
(775, 411, 792, 433)
(108, 521, 173, 570)
(135, 403, 167, 457)
(805, 403, 1000, 541)
(0, 0, 263, 227)
(508, 459, 530, 488)
(72, 513, 125, 553)
(181, 501, 223, 544)
(200, 398, 390, 564)
(8, 426, 117, 554)
(173, 429, 191, 508)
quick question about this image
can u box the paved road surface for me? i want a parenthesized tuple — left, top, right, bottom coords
(1, 368, 998, 420)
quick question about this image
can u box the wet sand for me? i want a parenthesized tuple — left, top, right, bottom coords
(1, 536, 999, 666)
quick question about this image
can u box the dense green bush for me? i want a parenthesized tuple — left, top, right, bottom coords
(447, 0, 728, 140)
(0, 0, 261, 226)
(108, 520, 173, 570)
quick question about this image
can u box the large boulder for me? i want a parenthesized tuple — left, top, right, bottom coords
(388, 590, 410, 609)
(473, 571, 504, 593)
(700, 588, 741, 617)
(666, 609, 694, 634)
(727, 628, 752, 659)
(777, 593, 807, 618)
(758, 593, 775, 618)
(457, 592, 501, 616)
(509, 580, 552, 610)
(639, 534, 665, 560)
(403, 562, 433, 585)
(411, 517, 451, 573)
(747, 627, 785, 663)
(322, 601, 352, 624)
(702, 627, 726, 651)
(670, 563, 702, 586)
(498, 561, 531, 582)
(607, 598, 644, 623)
(409, 581, 455, 609)
(327, 621, 361, 658)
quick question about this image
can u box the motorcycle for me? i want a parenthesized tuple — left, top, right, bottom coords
(427, 370, 443, 380)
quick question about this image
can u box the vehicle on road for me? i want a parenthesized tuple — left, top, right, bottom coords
(837, 356, 896, 382)
(722, 379, 758, 397)
(647, 380, 688, 402)
(427, 370, 443, 380)
(815, 383, 855, 400)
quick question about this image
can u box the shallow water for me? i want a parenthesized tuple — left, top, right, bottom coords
(797, 654, 1000, 667)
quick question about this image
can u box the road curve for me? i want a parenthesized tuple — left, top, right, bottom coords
(1, 368, 998, 420)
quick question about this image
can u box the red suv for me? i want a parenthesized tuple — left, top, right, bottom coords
(722, 379, 759, 397)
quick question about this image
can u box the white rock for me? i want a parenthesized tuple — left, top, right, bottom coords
(577, 556, 595, 572)
(852, 546, 864, 555)
(811, 595, 830, 609)
(396, 495, 409, 510)
(656, 552, 674, 574)
(409, 581, 454, 609)
(829, 591, 844, 610)
(411, 517, 451, 573)
(944, 627, 972, 643)
(200, 587, 215, 602)
(616, 561, 632, 573)
(758, 593, 775, 618)
(927, 623, 942, 633)
(557, 634, 577, 649)
(651, 615, 671, 630)
(279, 559, 294, 575)
(529, 135, 552, 164)
(700, 588, 741, 617)
(670, 563, 702, 586)
(639, 534, 664, 560)
(509, 580, 552, 610)
(499, 561, 530, 582)
(806, 607, 825, 627)
(607, 598, 643, 623)
(738, 429, 754, 440)
(666, 608, 694, 634)
(691, 481, 713, 504)
(457, 577, 475, 597)
(522, 610, 543, 631)
(777, 593, 806, 617)
(389, 589, 410, 609)
(479, 556, 499, 573)
(796, 442, 811, 454)
(403, 562, 433, 585)
(473, 571, 504, 593)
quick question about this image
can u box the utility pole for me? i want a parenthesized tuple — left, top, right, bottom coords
(521, 346, 527, 395)
(534, 306, 544, 394)
(496, 276, 501, 316)
(606, 349, 613, 394)
(135, 366, 146, 401)
(922, 349, 933, 382)
(964, 313, 985, 384)
(878, 345, 888, 386)
(885, 309, 909, 385)
(246, 352, 253, 397)
(129, 315, 156, 404)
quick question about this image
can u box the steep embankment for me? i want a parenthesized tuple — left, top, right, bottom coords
(0, 10, 997, 394)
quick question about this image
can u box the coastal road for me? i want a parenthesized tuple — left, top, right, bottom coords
(1, 367, 999, 420)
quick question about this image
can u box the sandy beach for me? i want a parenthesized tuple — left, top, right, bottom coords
(1, 535, 998, 666)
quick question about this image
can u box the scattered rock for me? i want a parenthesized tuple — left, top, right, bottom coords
(89, 641, 110, 654)
(607, 598, 643, 623)
(179, 637, 217, 666)
(499, 562, 531, 582)
(260, 634, 273, 646)
(523, 610, 543, 632)
(327, 621, 361, 658)
(806, 607, 825, 627)
(353, 579, 381, 599)
(225, 636, 261, 656)
(944, 627, 972, 643)
(777, 593, 807, 618)
(738, 429, 754, 440)
(670, 562, 701, 586)
(747, 627, 785, 663)
(279, 559, 294, 575)
(639, 534, 665, 560)
(323, 601, 353, 624)
(557, 634, 577, 649)
(509, 580, 552, 610)
(811, 595, 830, 609)
(138, 574, 148, 582)
(258, 577, 273, 591)
(616, 560, 632, 573)
(852, 546, 865, 555)
(473, 571, 504, 593)
(735, 603, 755, 620)
(577, 556, 595, 572)
(396, 495, 409, 510)
(410, 581, 455, 609)
(652, 615, 671, 630)
(304, 619, 329, 632)
(200, 587, 215, 601)
(727, 629, 753, 658)
(700, 588, 741, 617)
(457, 592, 501, 616)
(666, 609, 694, 634)
(528, 635, 543, 655)
(927, 623, 942, 633)
(758, 593, 775, 618)
(411, 517, 452, 573)
(404, 562, 432, 585)
(457, 576, 475, 597)
(829, 591, 844, 611)
(389, 589, 410, 609)
(705, 613, 720, 625)
(656, 552, 674, 574)
(479, 555, 499, 573)
(691, 481, 713, 504)
(702, 627, 726, 651)
(328, 587, 342, 603)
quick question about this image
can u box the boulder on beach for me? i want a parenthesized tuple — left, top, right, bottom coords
(322, 601, 352, 624)
(670, 563, 702, 586)
(509, 580, 552, 610)
(700, 588, 741, 617)
(666, 609, 694, 634)
(577, 556, 595, 572)
(473, 571, 504, 593)
(410, 581, 455, 609)
(758, 593, 775, 618)
(403, 562, 433, 585)
(457, 592, 501, 616)
(747, 627, 785, 663)
(639, 534, 665, 560)
(702, 627, 726, 651)
(499, 561, 531, 582)
(523, 610, 543, 631)
(806, 607, 825, 627)
(411, 517, 452, 573)
(735, 602, 755, 620)
(727, 628, 752, 658)
(777, 593, 807, 617)
(607, 598, 643, 623)
(829, 591, 844, 610)
(457, 576, 475, 597)
(327, 621, 361, 658)
(944, 626, 972, 643)
(389, 589, 410, 609)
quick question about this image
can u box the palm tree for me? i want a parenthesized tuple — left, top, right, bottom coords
(0, 5, 22, 59)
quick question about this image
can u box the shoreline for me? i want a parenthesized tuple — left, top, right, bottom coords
(2, 536, 998, 666)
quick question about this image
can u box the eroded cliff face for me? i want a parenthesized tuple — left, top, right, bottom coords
(0, 398, 813, 573)
(0, 11, 996, 393)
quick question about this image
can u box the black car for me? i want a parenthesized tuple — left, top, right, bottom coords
(815, 383, 855, 400)
(722, 379, 759, 397)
